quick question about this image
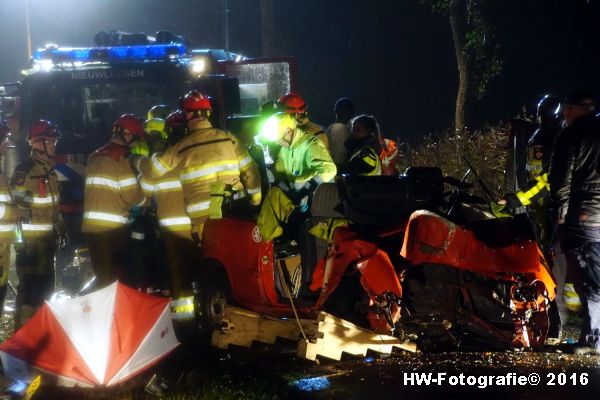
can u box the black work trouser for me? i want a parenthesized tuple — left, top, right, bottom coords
(161, 230, 200, 298)
(560, 235, 600, 348)
(86, 227, 129, 289)
(15, 236, 56, 310)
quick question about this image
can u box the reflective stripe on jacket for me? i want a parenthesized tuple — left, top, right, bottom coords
(0, 174, 18, 240)
(82, 142, 144, 233)
(143, 119, 261, 232)
(11, 157, 59, 238)
(141, 170, 191, 238)
(515, 173, 549, 207)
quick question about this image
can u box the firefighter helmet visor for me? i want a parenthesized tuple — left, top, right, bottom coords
(147, 104, 171, 120)
(144, 118, 167, 139)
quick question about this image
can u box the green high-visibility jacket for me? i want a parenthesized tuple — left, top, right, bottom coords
(274, 128, 337, 190)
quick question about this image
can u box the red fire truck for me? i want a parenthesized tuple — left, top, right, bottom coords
(0, 30, 297, 209)
(0, 31, 297, 288)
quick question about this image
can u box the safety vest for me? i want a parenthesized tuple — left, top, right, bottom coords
(141, 169, 191, 239)
(82, 142, 144, 233)
(347, 146, 382, 176)
(526, 142, 544, 182)
(11, 157, 60, 239)
(145, 119, 262, 234)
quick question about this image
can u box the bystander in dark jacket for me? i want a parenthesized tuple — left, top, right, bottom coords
(549, 90, 600, 353)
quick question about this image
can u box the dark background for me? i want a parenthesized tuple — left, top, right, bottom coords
(0, 0, 599, 139)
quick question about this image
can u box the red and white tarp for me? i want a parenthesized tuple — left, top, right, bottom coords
(0, 282, 179, 387)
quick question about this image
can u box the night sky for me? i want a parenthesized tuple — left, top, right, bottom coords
(0, 0, 599, 139)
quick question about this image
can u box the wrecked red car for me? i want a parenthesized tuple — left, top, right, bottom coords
(194, 167, 556, 350)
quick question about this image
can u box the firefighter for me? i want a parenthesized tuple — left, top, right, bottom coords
(500, 96, 563, 219)
(256, 112, 337, 242)
(344, 115, 383, 176)
(525, 95, 569, 337)
(144, 118, 169, 155)
(143, 90, 262, 247)
(277, 93, 329, 150)
(327, 97, 354, 168)
(140, 111, 197, 320)
(82, 114, 145, 288)
(527, 96, 562, 182)
(11, 120, 63, 326)
(503, 96, 562, 214)
(127, 119, 164, 292)
(499, 95, 569, 340)
(0, 121, 20, 315)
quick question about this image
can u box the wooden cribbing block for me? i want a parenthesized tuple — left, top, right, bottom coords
(298, 312, 417, 360)
(211, 305, 310, 349)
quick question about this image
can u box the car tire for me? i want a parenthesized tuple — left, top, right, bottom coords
(195, 268, 232, 332)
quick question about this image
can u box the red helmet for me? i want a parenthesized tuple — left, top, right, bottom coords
(28, 120, 61, 142)
(165, 111, 187, 143)
(277, 92, 307, 114)
(113, 114, 145, 139)
(165, 111, 186, 130)
(181, 90, 212, 112)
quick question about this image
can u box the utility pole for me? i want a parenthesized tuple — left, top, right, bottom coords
(260, 0, 275, 57)
(223, 0, 230, 51)
(25, 0, 32, 59)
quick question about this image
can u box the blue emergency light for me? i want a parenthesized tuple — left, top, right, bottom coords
(32, 43, 187, 64)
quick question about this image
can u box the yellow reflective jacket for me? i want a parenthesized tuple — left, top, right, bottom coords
(11, 156, 60, 239)
(144, 119, 262, 231)
(275, 128, 337, 190)
(514, 172, 549, 207)
(0, 174, 20, 240)
(82, 142, 144, 233)
(141, 169, 191, 239)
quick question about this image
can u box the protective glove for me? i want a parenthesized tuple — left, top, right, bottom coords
(130, 140, 150, 156)
(287, 179, 319, 207)
(129, 205, 146, 220)
(489, 201, 513, 219)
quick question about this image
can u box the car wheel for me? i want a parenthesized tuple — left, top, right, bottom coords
(196, 269, 232, 331)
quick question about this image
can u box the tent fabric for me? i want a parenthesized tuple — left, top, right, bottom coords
(0, 282, 179, 387)
(0, 305, 97, 386)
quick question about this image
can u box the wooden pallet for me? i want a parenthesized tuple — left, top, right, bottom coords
(211, 305, 417, 361)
